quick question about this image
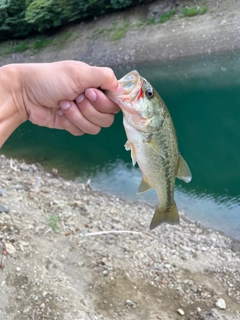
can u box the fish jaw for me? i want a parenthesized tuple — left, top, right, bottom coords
(105, 70, 143, 112)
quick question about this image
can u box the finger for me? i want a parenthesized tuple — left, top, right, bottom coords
(74, 64, 119, 92)
(84, 88, 120, 114)
(59, 100, 101, 135)
(75, 94, 115, 128)
(57, 110, 85, 136)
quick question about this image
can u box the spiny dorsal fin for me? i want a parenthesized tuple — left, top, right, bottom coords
(176, 154, 192, 183)
(150, 201, 179, 230)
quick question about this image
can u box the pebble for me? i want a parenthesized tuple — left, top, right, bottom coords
(5, 242, 16, 255)
(177, 308, 185, 316)
(0, 204, 9, 213)
(125, 299, 136, 308)
(215, 298, 226, 310)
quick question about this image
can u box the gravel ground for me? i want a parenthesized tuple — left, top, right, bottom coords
(0, 155, 240, 320)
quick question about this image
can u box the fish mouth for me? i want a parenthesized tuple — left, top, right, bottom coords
(106, 70, 142, 104)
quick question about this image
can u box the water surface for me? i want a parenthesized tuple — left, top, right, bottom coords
(2, 52, 240, 240)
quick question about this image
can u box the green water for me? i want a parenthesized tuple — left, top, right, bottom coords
(2, 52, 240, 240)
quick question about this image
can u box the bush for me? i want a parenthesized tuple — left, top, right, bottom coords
(0, 0, 148, 41)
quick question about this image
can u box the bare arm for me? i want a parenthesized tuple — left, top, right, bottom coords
(0, 61, 120, 147)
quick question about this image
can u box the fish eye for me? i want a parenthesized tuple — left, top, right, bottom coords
(146, 88, 154, 98)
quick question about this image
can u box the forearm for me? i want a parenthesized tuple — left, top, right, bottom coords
(0, 65, 27, 147)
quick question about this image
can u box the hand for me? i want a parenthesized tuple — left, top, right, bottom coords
(6, 61, 120, 136)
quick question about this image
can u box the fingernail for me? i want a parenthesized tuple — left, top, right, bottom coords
(57, 109, 64, 116)
(76, 94, 85, 103)
(60, 101, 71, 110)
(86, 89, 97, 102)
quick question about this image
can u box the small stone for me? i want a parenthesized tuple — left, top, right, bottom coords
(103, 270, 108, 276)
(5, 242, 16, 255)
(177, 308, 185, 316)
(16, 267, 21, 272)
(0, 204, 9, 213)
(215, 298, 226, 310)
(125, 299, 136, 308)
(0, 189, 7, 195)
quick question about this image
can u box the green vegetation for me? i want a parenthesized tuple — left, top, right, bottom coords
(47, 214, 59, 233)
(199, 6, 208, 15)
(0, 0, 146, 41)
(33, 37, 51, 51)
(181, 5, 208, 17)
(110, 21, 131, 40)
(146, 17, 155, 25)
(6, 41, 30, 54)
(159, 9, 177, 23)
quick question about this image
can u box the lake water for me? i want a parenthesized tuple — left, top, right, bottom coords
(2, 51, 240, 240)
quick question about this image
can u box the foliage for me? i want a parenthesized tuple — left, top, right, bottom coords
(0, 0, 148, 41)
(159, 9, 177, 23)
(0, 0, 30, 41)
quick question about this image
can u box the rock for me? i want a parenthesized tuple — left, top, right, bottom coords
(125, 299, 136, 308)
(0, 188, 7, 195)
(177, 308, 185, 316)
(215, 298, 226, 310)
(5, 242, 16, 255)
(0, 204, 9, 213)
(202, 309, 225, 320)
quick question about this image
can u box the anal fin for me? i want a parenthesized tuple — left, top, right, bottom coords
(150, 201, 179, 230)
(137, 176, 153, 194)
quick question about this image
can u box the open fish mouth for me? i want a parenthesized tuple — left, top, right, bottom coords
(106, 70, 142, 104)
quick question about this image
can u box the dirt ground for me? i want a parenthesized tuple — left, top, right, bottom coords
(1, 1, 240, 319)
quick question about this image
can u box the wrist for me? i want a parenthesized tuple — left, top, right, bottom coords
(0, 64, 27, 147)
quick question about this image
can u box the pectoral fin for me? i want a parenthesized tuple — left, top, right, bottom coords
(137, 176, 153, 194)
(176, 154, 192, 183)
(150, 201, 179, 230)
(124, 141, 137, 166)
(146, 139, 166, 160)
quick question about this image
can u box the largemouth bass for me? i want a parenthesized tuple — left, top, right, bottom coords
(105, 70, 192, 230)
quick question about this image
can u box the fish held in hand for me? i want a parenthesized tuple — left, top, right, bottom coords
(105, 70, 192, 230)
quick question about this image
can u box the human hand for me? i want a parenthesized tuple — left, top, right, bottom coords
(5, 61, 120, 136)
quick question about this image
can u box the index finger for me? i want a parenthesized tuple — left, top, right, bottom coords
(74, 64, 119, 92)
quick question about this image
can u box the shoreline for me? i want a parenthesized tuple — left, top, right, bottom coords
(0, 1, 240, 68)
(0, 154, 240, 319)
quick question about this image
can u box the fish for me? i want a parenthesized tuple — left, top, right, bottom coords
(105, 70, 192, 230)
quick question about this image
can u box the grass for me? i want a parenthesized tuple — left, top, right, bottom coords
(6, 41, 30, 54)
(181, 5, 208, 17)
(47, 214, 59, 233)
(146, 17, 155, 25)
(199, 6, 208, 15)
(159, 9, 177, 23)
(33, 37, 52, 51)
(110, 21, 130, 41)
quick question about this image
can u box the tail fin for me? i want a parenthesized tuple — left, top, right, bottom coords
(149, 201, 179, 230)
